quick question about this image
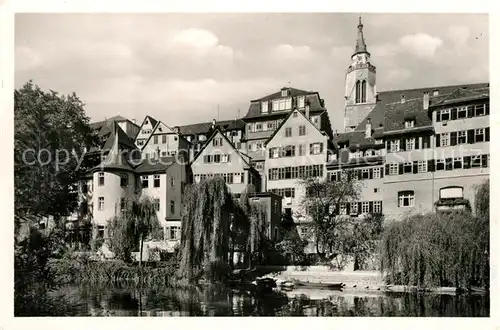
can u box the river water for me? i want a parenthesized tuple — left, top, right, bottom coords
(51, 285, 489, 317)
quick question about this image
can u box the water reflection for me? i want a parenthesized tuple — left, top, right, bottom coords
(53, 285, 489, 317)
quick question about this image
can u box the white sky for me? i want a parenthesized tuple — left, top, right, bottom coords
(15, 13, 489, 133)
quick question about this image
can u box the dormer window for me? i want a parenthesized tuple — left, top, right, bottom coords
(405, 120, 415, 129)
(261, 101, 269, 114)
(281, 88, 289, 97)
(298, 96, 305, 108)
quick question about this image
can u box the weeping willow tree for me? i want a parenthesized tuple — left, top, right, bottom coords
(178, 176, 234, 283)
(107, 195, 162, 266)
(380, 209, 489, 290)
(239, 184, 268, 268)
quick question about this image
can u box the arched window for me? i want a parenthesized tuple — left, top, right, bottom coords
(361, 80, 367, 103)
(355, 80, 361, 103)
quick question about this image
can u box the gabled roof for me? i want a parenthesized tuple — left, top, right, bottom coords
(141, 120, 191, 150)
(244, 88, 326, 119)
(191, 127, 252, 168)
(134, 115, 159, 140)
(264, 107, 327, 146)
(355, 82, 489, 132)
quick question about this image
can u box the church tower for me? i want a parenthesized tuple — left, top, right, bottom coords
(344, 17, 377, 132)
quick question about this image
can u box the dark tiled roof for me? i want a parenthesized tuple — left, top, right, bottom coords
(333, 130, 384, 150)
(134, 156, 176, 174)
(244, 88, 326, 119)
(355, 82, 489, 131)
(177, 119, 239, 136)
(431, 88, 489, 107)
(88, 122, 137, 152)
(383, 98, 433, 132)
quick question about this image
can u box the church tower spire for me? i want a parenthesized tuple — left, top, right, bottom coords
(353, 16, 369, 56)
(343, 16, 377, 133)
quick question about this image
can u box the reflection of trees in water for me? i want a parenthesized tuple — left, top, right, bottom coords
(70, 285, 489, 317)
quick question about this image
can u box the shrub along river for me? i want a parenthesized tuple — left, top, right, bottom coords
(49, 284, 489, 317)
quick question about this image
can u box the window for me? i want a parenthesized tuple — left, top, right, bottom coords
(161, 135, 166, 144)
(403, 162, 413, 174)
(475, 104, 485, 116)
(298, 96, 305, 108)
(355, 80, 361, 103)
(471, 156, 482, 168)
(98, 172, 105, 186)
(154, 135, 158, 144)
(436, 159, 445, 171)
(141, 175, 149, 188)
(351, 202, 358, 214)
(154, 175, 160, 188)
(285, 127, 292, 137)
(373, 167, 381, 179)
(362, 169, 370, 179)
(457, 106, 467, 119)
(310, 142, 323, 155)
(374, 188, 379, 193)
(255, 123, 263, 132)
(170, 201, 175, 215)
(162, 151, 167, 156)
(406, 138, 415, 151)
(222, 154, 230, 163)
(170, 177, 175, 187)
(293, 112, 298, 118)
(214, 154, 221, 163)
(441, 109, 451, 121)
(361, 80, 367, 103)
(169, 226, 180, 240)
(453, 157, 463, 169)
(298, 144, 305, 156)
(137, 139, 144, 146)
(154, 198, 160, 211)
(261, 101, 268, 113)
(417, 160, 427, 173)
(120, 198, 125, 211)
(213, 138, 223, 147)
(283, 145, 295, 157)
(373, 201, 382, 214)
(269, 147, 280, 159)
(398, 191, 415, 207)
(389, 163, 398, 175)
(98, 197, 104, 211)
(299, 125, 306, 136)
(475, 128, 485, 142)
(98, 225, 105, 238)
(390, 140, 400, 152)
(405, 120, 415, 128)
(440, 133, 450, 147)
(458, 131, 467, 144)
(362, 201, 370, 213)
(120, 173, 128, 187)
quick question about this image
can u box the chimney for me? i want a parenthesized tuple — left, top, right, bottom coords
(423, 92, 430, 110)
(174, 126, 180, 133)
(305, 101, 310, 119)
(365, 118, 372, 138)
(212, 118, 216, 129)
(400, 94, 406, 104)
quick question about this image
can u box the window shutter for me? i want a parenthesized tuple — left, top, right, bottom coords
(386, 141, 390, 152)
(413, 161, 418, 174)
(423, 136, 430, 149)
(400, 138, 406, 151)
(369, 169, 373, 179)
(451, 108, 458, 120)
(380, 168, 384, 178)
(446, 158, 453, 170)
(358, 202, 362, 213)
(436, 134, 441, 147)
(450, 132, 458, 146)
(309, 144, 313, 155)
(357, 170, 362, 180)
(467, 106, 474, 118)
(380, 202, 383, 214)
(398, 163, 404, 175)
(486, 127, 490, 142)
(436, 111, 441, 122)
(481, 154, 488, 168)
(485, 103, 490, 115)
(385, 164, 390, 175)
(369, 201, 374, 213)
(468, 129, 475, 144)
(415, 137, 419, 150)
(320, 143, 324, 153)
(346, 203, 350, 215)
(427, 159, 435, 172)
(463, 156, 471, 169)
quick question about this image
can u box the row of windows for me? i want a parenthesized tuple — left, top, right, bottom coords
(386, 154, 489, 176)
(436, 128, 489, 147)
(144, 150, 177, 159)
(284, 124, 314, 138)
(268, 165, 324, 181)
(247, 119, 283, 133)
(268, 142, 324, 158)
(96, 197, 176, 214)
(339, 200, 382, 215)
(329, 166, 384, 181)
(95, 172, 175, 189)
(436, 103, 489, 122)
(269, 188, 295, 199)
(194, 172, 246, 184)
(203, 154, 231, 164)
(152, 134, 178, 145)
(260, 95, 307, 114)
(388, 136, 432, 152)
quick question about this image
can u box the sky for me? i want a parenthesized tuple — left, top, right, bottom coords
(15, 13, 489, 133)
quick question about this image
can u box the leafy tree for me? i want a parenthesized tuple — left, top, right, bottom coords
(275, 213, 307, 265)
(475, 179, 489, 219)
(14, 81, 98, 229)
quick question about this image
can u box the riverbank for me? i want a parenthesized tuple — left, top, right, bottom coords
(257, 266, 488, 295)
